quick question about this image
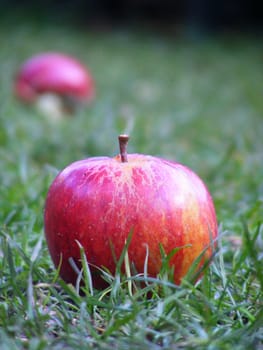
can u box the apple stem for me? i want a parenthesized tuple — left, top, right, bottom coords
(118, 134, 129, 162)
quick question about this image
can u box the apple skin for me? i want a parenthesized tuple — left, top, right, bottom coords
(14, 52, 95, 111)
(44, 152, 217, 288)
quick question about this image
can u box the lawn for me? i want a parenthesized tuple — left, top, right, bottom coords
(0, 19, 263, 349)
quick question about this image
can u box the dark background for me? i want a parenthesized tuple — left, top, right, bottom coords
(0, 0, 261, 34)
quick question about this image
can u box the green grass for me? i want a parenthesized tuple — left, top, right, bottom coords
(0, 20, 263, 349)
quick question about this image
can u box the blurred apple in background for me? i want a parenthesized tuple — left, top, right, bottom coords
(44, 135, 218, 289)
(15, 52, 95, 120)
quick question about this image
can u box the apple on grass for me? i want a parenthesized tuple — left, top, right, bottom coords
(44, 135, 218, 289)
(14, 52, 95, 120)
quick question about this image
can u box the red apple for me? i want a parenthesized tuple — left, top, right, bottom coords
(15, 52, 95, 118)
(44, 135, 217, 288)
